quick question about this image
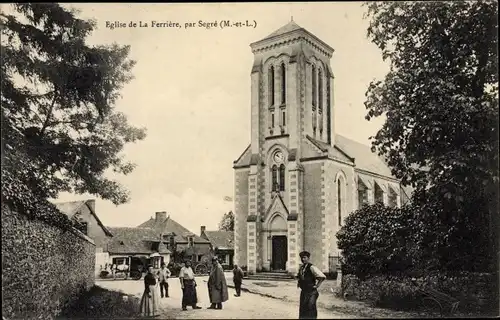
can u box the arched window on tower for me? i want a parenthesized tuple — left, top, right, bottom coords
(312, 66, 317, 108)
(337, 178, 342, 226)
(279, 164, 286, 191)
(318, 69, 323, 113)
(280, 63, 286, 104)
(269, 66, 275, 107)
(272, 165, 278, 191)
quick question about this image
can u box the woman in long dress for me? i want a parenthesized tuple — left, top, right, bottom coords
(179, 260, 202, 311)
(140, 265, 160, 317)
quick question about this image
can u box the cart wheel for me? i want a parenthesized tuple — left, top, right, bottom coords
(195, 264, 208, 275)
(130, 270, 142, 280)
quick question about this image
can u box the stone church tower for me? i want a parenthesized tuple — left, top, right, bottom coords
(233, 20, 408, 275)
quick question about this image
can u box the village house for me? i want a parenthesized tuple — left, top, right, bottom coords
(138, 212, 212, 264)
(232, 20, 412, 276)
(94, 211, 213, 276)
(54, 199, 113, 275)
(101, 226, 171, 272)
(200, 226, 235, 269)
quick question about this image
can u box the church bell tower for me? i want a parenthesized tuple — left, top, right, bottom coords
(233, 19, 335, 275)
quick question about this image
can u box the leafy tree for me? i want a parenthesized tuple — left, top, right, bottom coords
(363, 1, 498, 271)
(218, 211, 234, 231)
(1, 4, 146, 205)
(337, 203, 419, 278)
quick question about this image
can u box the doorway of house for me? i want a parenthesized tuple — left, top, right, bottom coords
(271, 235, 287, 271)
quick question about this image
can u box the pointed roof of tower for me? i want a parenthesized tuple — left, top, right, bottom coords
(251, 19, 334, 56)
(261, 20, 303, 42)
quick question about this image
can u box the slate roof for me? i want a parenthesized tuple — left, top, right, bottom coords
(334, 135, 394, 178)
(105, 227, 170, 255)
(261, 20, 303, 41)
(252, 20, 334, 54)
(202, 231, 234, 250)
(138, 216, 210, 244)
(233, 134, 396, 179)
(54, 199, 113, 237)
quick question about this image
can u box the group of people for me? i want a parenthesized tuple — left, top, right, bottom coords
(139, 256, 245, 317)
(139, 250, 326, 319)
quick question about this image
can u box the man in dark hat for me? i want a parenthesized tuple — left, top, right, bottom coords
(297, 251, 326, 319)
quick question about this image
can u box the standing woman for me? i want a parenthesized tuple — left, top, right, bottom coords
(140, 265, 160, 317)
(179, 260, 202, 311)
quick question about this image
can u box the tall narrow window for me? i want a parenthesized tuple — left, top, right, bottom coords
(358, 180, 368, 209)
(318, 69, 323, 113)
(312, 66, 317, 108)
(280, 63, 286, 104)
(279, 164, 286, 191)
(282, 111, 286, 127)
(337, 179, 342, 226)
(272, 165, 278, 191)
(271, 113, 275, 128)
(269, 66, 275, 107)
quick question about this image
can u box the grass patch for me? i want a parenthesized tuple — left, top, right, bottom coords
(57, 285, 141, 319)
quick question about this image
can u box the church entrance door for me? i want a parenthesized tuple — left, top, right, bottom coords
(271, 235, 287, 271)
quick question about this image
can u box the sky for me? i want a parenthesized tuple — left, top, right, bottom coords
(52, 2, 390, 234)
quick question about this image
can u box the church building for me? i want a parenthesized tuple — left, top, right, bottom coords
(232, 20, 410, 275)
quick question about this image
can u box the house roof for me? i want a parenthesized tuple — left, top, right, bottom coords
(203, 231, 234, 250)
(105, 227, 170, 255)
(55, 199, 113, 237)
(138, 216, 210, 244)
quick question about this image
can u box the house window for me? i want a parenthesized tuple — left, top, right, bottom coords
(152, 257, 161, 269)
(282, 110, 286, 127)
(280, 63, 286, 104)
(279, 164, 286, 191)
(271, 113, 275, 128)
(188, 237, 194, 247)
(112, 257, 127, 266)
(169, 236, 175, 250)
(268, 66, 275, 107)
(220, 254, 229, 265)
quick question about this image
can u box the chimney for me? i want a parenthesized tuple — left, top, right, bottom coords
(200, 226, 206, 235)
(155, 211, 167, 222)
(86, 199, 96, 212)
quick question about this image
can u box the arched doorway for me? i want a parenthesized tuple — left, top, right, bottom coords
(269, 214, 287, 271)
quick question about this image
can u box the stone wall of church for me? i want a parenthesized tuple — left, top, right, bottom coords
(326, 162, 357, 259)
(302, 161, 327, 271)
(234, 169, 249, 267)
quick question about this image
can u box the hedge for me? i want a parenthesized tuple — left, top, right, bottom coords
(1, 204, 95, 320)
